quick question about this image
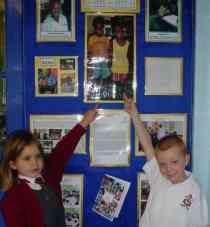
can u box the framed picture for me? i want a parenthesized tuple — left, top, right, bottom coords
(137, 172, 150, 224)
(144, 57, 183, 95)
(92, 174, 130, 221)
(61, 174, 84, 227)
(81, 0, 140, 13)
(135, 113, 187, 156)
(145, 0, 182, 42)
(90, 109, 131, 167)
(35, 56, 78, 96)
(36, 0, 75, 42)
(84, 13, 136, 103)
(0, 0, 5, 71)
(30, 114, 86, 155)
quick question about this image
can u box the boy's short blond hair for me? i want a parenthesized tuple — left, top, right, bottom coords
(155, 134, 188, 155)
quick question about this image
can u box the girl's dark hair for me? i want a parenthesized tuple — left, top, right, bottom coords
(0, 130, 43, 190)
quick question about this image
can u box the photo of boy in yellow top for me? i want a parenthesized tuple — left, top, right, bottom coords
(110, 17, 132, 99)
(87, 16, 112, 81)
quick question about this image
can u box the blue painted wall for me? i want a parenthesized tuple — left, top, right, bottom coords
(6, 0, 24, 132)
(5, 0, 196, 227)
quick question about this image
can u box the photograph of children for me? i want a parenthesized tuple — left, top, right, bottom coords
(60, 58, 75, 70)
(34, 128, 49, 140)
(145, 0, 182, 42)
(30, 115, 86, 155)
(36, 0, 75, 42)
(41, 140, 53, 154)
(61, 174, 83, 227)
(33, 127, 74, 154)
(62, 184, 80, 208)
(49, 128, 62, 140)
(92, 174, 130, 221)
(60, 73, 76, 94)
(38, 68, 58, 94)
(137, 173, 150, 224)
(33, 128, 58, 154)
(135, 114, 187, 156)
(84, 14, 136, 102)
(35, 56, 78, 96)
(65, 209, 80, 227)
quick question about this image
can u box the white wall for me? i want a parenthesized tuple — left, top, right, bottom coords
(193, 0, 210, 220)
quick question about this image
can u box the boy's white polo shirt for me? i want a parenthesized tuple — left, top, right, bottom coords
(139, 158, 208, 227)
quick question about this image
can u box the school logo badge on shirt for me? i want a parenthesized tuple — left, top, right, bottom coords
(180, 194, 193, 210)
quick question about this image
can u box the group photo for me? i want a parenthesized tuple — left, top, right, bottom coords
(85, 14, 136, 102)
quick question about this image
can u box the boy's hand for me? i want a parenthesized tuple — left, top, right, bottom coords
(124, 94, 155, 160)
(124, 94, 137, 115)
(79, 106, 98, 128)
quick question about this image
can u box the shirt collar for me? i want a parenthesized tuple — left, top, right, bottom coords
(18, 175, 42, 190)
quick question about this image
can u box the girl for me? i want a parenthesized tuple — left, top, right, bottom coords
(110, 20, 132, 100)
(0, 108, 97, 227)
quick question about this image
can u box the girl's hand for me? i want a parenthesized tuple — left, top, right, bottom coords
(80, 105, 98, 128)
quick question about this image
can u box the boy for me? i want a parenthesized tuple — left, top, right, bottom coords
(87, 16, 111, 81)
(124, 97, 208, 227)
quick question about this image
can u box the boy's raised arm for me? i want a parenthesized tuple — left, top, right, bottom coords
(124, 97, 155, 161)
